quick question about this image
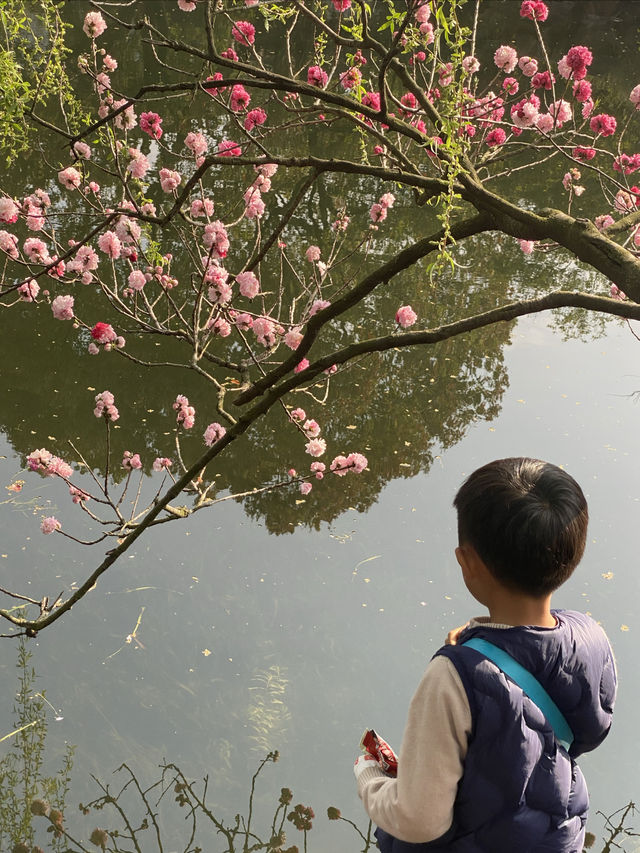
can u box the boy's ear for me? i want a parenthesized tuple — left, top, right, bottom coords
(455, 544, 481, 580)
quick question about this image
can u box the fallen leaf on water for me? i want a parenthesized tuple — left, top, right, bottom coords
(202, 648, 211, 657)
(621, 625, 629, 632)
(601, 572, 614, 580)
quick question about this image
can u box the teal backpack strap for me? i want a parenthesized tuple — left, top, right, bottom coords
(463, 637, 574, 752)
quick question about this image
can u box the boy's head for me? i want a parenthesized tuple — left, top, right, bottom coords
(453, 458, 588, 597)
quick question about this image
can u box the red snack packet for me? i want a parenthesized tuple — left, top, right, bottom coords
(360, 729, 398, 776)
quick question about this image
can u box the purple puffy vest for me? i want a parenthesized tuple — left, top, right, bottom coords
(375, 610, 616, 853)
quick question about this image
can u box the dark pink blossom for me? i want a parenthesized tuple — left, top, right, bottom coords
(91, 322, 117, 344)
(139, 111, 163, 139)
(572, 146, 596, 162)
(230, 84, 251, 112)
(221, 47, 238, 61)
(307, 65, 328, 88)
(590, 113, 617, 137)
(231, 20, 255, 46)
(218, 140, 242, 157)
(244, 108, 267, 131)
(520, 1, 548, 21)
(486, 128, 506, 147)
(572, 80, 592, 103)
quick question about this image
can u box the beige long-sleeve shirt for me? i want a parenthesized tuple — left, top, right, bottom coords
(356, 619, 512, 844)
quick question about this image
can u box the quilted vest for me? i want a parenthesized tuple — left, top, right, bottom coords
(375, 610, 616, 853)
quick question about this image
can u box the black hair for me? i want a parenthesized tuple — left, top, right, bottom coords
(453, 458, 588, 596)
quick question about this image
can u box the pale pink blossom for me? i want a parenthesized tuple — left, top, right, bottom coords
(97, 230, 122, 259)
(610, 284, 626, 300)
(309, 299, 330, 316)
(127, 148, 150, 179)
(254, 162, 277, 178)
(207, 281, 232, 305)
(493, 45, 517, 74)
(209, 316, 231, 336)
(462, 56, 480, 74)
(88, 342, 100, 355)
(159, 168, 182, 193)
(218, 140, 242, 157)
(519, 240, 535, 254)
(69, 485, 90, 503)
(395, 305, 417, 328)
(548, 99, 572, 126)
(73, 141, 91, 159)
(535, 113, 554, 133)
(18, 279, 39, 301)
(518, 56, 538, 76)
(24, 237, 50, 263)
(594, 215, 615, 231)
(630, 85, 640, 110)
(41, 516, 61, 535)
(185, 131, 208, 156)
(310, 461, 325, 479)
(306, 245, 321, 262)
(291, 408, 306, 421)
(370, 202, 386, 222)
(252, 316, 277, 346)
(232, 311, 253, 330)
(51, 294, 74, 320)
(153, 457, 173, 471)
(203, 221, 229, 258)
(83, 11, 107, 38)
(191, 198, 215, 218)
(204, 422, 227, 446)
(178, 0, 197, 10)
(614, 190, 637, 213)
(330, 452, 367, 475)
(67, 245, 99, 274)
(284, 329, 303, 350)
(305, 437, 327, 457)
(237, 270, 260, 299)
(303, 419, 321, 438)
(94, 390, 119, 421)
(415, 3, 430, 23)
(112, 99, 137, 130)
(103, 54, 117, 71)
(58, 167, 82, 190)
(295, 358, 310, 373)
(243, 187, 265, 219)
(122, 451, 142, 470)
(0, 230, 19, 258)
(173, 394, 195, 429)
(128, 269, 146, 291)
(299, 481, 313, 495)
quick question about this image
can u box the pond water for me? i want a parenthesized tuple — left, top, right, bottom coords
(1, 1, 640, 850)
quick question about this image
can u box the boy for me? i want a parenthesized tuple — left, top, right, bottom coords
(354, 458, 616, 853)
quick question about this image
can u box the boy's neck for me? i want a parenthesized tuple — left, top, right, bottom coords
(486, 592, 556, 628)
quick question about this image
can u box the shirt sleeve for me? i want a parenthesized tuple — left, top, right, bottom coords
(356, 655, 471, 844)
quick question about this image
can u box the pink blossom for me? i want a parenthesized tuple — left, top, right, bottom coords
(127, 148, 150, 179)
(502, 77, 519, 95)
(173, 394, 195, 429)
(218, 140, 242, 157)
(159, 168, 182, 193)
(535, 113, 554, 133)
(573, 80, 592, 104)
(294, 358, 310, 373)
(362, 91, 380, 111)
(581, 98, 594, 119)
(128, 269, 146, 290)
(205, 73, 226, 97)
(243, 187, 265, 219)
(73, 141, 91, 159)
(0, 230, 18, 258)
(69, 485, 90, 503)
(284, 329, 303, 350)
(548, 99, 572, 127)
(140, 111, 163, 140)
(112, 99, 137, 130)
(122, 451, 142, 470)
(329, 456, 348, 476)
(232, 20, 255, 46)
(614, 190, 637, 213)
(207, 281, 232, 305)
(91, 322, 117, 344)
(610, 284, 626, 300)
(209, 316, 231, 336)
(630, 85, 640, 110)
(370, 203, 387, 223)
(307, 65, 328, 88)
(204, 422, 227, 446)
(299, 481, 313, 495)
(531, 70, 554, 90)
(58, 167, 82, 190)
(291, 408, 306, 421)
(309, 299, 330, 317)
(518, 56, 538, 77)
(613, 153, 640, 175)
(0, 196, 19, 224)
(103, 54, 117, 71)
(88, 342, 99, 355)
(94, 390, 119, 421)
(191, 198, 214, 218)
(41, 516, 61, 535)
(178, 0, 197, 10)
(557, 56, 572, 80)
(572, 146, 596, 162)
(462, 56, 480, 74)
(237, 271, 260, 299)
(185, 131, 208, 157)
(310, 461, 325, 479)
(590, 113, 617, 137)
(18, 279, 39, 301)
(24, 237, 50, 263)
(252, 316, 277, 347)
(520, 0, 548, 21)
(254, 162, 278, 178)
(511, 96, 540, 128)
(221, 47, 238, 61)
(230, 84, 251, 112)
(51, 294, 74, 320)
(306, 245, 321, 262)
(83, 11, 107, 38)
(486, 128, 506, 147)
(244, 108, 267, 131)
(67, 245, 99, 274)
(153, 457, 173, 471)
(518, 240, 535, 254)
(303, 419, 321, 438)
(594, 215, 615, 231)
(379, 192, 395, 209)
(97, 230, 122, 259)
(203, 221, 229, 258)
(493, 46, 517, 74)
(566, 45, 592, 79)
(340, 67, 362, 90)
(415, 3, 430, 23)
(396, 305, 417, 328)
(305, 438, 327, 457)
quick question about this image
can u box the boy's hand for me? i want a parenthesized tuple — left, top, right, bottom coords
(353, 753, 378, 779)
(445, 622, 470, 645)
